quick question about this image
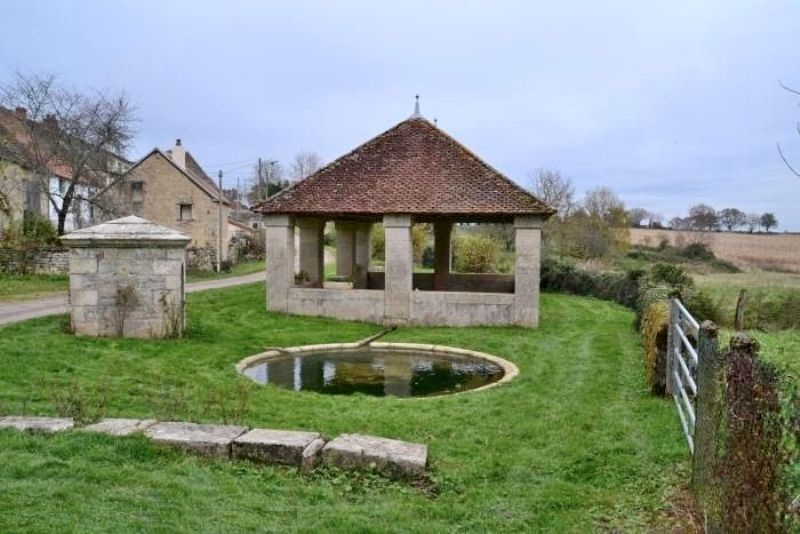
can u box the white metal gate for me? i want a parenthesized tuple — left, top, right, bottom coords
(668, 298, 700, 454)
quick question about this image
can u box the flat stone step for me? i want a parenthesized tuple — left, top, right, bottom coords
(0, 416, 74, 433)
(144, 422, 248, 458)
(81, 418, 157, 437)
(322, 433, 427, 477)
(232, 429, 323, 469)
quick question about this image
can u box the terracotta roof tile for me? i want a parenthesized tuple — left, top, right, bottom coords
(252, 117, 554, 220)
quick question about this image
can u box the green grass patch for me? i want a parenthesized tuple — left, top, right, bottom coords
(185, 260, 264, 282)
(0, 272, 68, 301)
(0, 284, 688, 532)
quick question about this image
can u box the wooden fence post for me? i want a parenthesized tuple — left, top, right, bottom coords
(691, 320, 721, 531)
(666, 298, 678, 396)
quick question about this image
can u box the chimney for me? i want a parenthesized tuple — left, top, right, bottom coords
(14, 107, 27, 121)
(171, 138, 186, 169)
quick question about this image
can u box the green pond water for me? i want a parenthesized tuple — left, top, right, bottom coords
(241, 349, 505, 397)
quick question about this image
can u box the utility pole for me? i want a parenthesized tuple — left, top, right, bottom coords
(257, 157, 263, 202)
(217, 170, 223, 273)
(236, 177, 241, 220)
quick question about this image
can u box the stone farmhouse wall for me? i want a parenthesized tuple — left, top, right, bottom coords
(123, 153, 228, 265)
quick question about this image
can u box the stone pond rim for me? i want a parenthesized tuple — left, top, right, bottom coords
(235, 341, 520, 399)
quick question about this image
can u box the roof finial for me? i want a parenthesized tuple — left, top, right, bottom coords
(411, 94, 422, 119)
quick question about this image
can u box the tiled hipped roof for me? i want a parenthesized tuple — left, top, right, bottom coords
(252, 117, 554, 220)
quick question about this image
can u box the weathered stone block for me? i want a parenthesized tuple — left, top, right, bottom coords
(82, 418, 157, 436)
(302, 438, 326, 473)
(145, 422, 248, 458)
(232, 428, 322, 467)
(322, 433, 427, 477)
(0, 416, 74, 433)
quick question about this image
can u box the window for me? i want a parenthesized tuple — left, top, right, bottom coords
(179, 203, 193, 221)
(131, 181, 144, 203)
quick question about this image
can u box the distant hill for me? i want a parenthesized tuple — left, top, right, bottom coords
(630, 228, 800, 273)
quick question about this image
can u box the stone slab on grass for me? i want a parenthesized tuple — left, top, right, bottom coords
(82, 418, 157, 437)
(322, 433, 427, 477)
(0, 416, 74, 433)
(233, 429, 322, 467)
(145, 422, 248, 458)
(302, 438, 326, 473)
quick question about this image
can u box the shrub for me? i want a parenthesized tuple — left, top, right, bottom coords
(371, 224, 385, 261)
(421, 246, 434, 269)
(679, 242, 715, 261)
(641, 300, 669, 395)
(648, 262, 694, 288)
(453, 234, 501, 273)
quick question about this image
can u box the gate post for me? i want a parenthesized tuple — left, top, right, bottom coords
(665, 298, 678, 396)
(691, 320, 721, 532)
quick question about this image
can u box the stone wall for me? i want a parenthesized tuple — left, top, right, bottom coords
(366, 272, 514, 293)
(69, 246, 185, 338)
(0, 246, 69, 274)
(287, 288, 385, 323)
(410, 291, 514, 326)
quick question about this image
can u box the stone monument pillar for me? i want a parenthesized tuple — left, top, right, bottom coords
(61, 216, 190, 338)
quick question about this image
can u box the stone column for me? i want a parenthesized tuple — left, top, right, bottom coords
(297, 217, 324, 287)
(383, 215, 412, 324)
(513, 216, 543, 327)
(335, 222, 355, 278)
(354, 223, 372, 289)
(265, 215, 295, 312)
(433, 221, 453, 291)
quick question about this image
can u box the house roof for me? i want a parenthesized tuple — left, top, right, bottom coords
(251, 116, 554, 221)
(125, 148, 232, 206)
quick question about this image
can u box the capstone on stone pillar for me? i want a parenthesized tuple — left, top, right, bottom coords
(513, 216, 543, 327)
(60, 216, 190, 338)
(433, 221, 453, 290)
(264, 215, 295, 312)
(335, 222, 355, 277)
(383, 215, 412, 324)
(297, 217, 325, 287)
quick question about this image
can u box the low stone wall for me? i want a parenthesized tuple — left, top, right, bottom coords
(0, 247, 69, 274)
(285, 287, 515, 327)
(287, 288, 385, 323)
(366, 272, 514, 293)
(411, 291, 514, 326)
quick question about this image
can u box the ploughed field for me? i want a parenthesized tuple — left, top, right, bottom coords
(0, 284, 687, 532)
(630, 227, 800, 273)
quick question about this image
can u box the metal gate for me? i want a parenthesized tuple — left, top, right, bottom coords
(668, 298, 700, 454)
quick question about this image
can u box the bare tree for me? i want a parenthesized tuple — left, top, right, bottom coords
(583, 187, 627, 224)
(247, 159, 286, 204)
(687, 204, 719, 232)
(745, 213, 761, 233)
(0, 72, 136, 235)
(626, 207, 650, 227)
(289, 151, 323, 182)
(527, 168, 575, 216)
(777, 80, 800, 178)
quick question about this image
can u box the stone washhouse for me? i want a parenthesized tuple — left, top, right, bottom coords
(61, 216, 190, 338)
(253, 105, 554, 327)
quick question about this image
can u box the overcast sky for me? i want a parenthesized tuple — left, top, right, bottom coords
(2, 1, 799, 229)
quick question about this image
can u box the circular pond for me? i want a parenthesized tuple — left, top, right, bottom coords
(236, 343, 517, 398)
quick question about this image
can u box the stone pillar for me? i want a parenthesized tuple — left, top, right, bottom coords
(297, 217, 324, 287)
(433, 221, 453, 291)
(513, 216, 543, 327)
(336, 222, 355, 278)
(354, 223, 372, 289)
(264, 215, 295, 312)
(383, 215, 412, 324)
(60, 215, 190, 339)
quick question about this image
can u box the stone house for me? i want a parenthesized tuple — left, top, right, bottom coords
(253, 104, 554, 327)
(0, 106, 131, 234)
(121, 140, 231, 267)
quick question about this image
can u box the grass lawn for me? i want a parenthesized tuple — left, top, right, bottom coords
(0, 272, 68, 301)
(0, 261, 265, 302)
(185, 259, 264, 282)
(0, 284, 688, 532)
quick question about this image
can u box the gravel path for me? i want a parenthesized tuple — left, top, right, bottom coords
(0, 271, 265, 326)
